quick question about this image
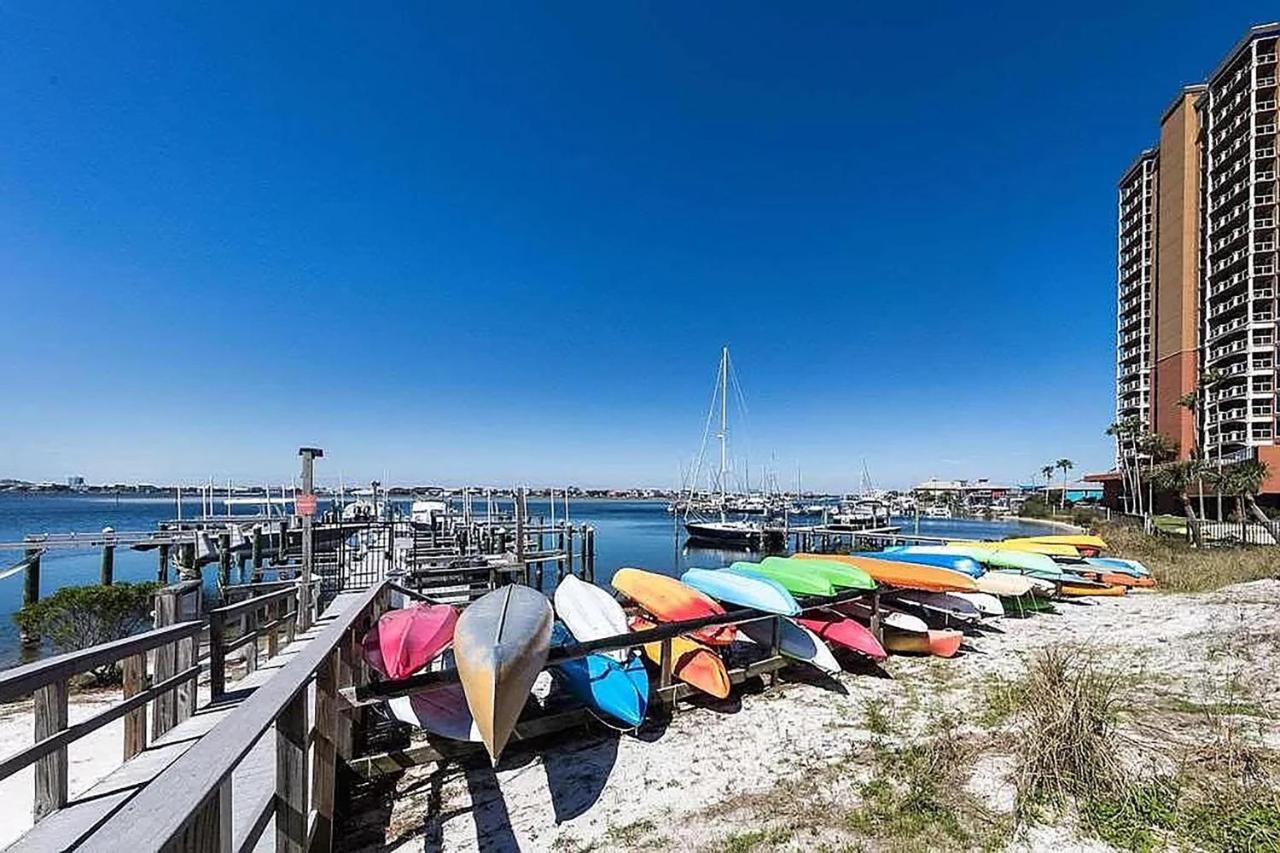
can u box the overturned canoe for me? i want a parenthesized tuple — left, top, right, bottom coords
(817, 552, 978, 592)
(725, 561, 835, 597)
(680, 567, 801, 615)
(611, 568, 736, 645)
(776, 555, 874, 590)
(454, 585, 554, 763)
(362, 602, 458, 681)
(554, 574, 630, 661)
(883, 628, 963, 658)
(796, 610, 887, 661)
(739, 615, 841, 674)
(631, 615, 731, 699)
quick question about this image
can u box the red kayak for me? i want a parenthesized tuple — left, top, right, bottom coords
(796, 610, 887, 661)
(362, 603, 459, 680)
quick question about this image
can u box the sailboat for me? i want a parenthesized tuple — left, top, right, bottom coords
(682, 347, 771, 549)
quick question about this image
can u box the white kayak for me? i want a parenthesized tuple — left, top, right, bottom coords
(970, 571, 1035, 598)
(889, 590, 982, 620)
(738, 616, 841, 674)
(948, 591, 1005, 618)
(554, 574, 629, 661)
(834, 600, 930, 634)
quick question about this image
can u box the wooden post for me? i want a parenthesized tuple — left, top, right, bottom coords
(768, 616, 781, 688)
(21, 548, 41, 645)
(267, 597, 280, 658)
(515, 487, 528, 585)
(335, 632, 358, 761)
(870, 589, 883, 643)
(243, 607, 259, 676)
(659, 638, 673, 689)
(310, 651, 339, 853)
(180, 541, 198, 582)
(208, 612, 226, 702)
(176, 631, 196, 726)
(276, 691, 309, 852)
(218, 532, 232, 591)
(251, 524, 264, 582)
(152, 589, 178, 739)
(158, 543, 170, 584)
(122, 652, 148, 759)
(33, 679, 68, 819)
(297, 448, 322, 632)
(100, 530, 115, 586)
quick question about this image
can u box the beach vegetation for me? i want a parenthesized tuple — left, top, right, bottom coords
(12, 581, 159, 684)
(1092, 520, 1279, 592)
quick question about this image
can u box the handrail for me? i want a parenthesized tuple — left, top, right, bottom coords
(208, 585, 296, 621)
(0, 621, 203, 704)
(80, 580, 389, 850)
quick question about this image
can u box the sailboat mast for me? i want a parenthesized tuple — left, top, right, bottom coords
(719, 345, 728, 523)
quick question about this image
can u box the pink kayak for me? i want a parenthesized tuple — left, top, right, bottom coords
(795, 610, 887, 661)
(362, 603, 459, 680)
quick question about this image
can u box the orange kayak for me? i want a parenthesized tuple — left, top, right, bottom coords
(1076, 570, 1156, 589)
(630, 616, 731, 699)
(612, 568, 737, 645)
(796, 553, 977, 593)
(883, 629, 963, 658)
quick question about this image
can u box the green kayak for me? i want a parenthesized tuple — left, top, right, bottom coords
(1001, 593, 1057, 617)
(726, 560, 834, 597)
(765, 556, 875, 591)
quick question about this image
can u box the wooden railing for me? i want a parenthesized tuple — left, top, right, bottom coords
(0, 619, 204, 820)
(207, 581, 310, 701)
(81, 580, 390, 853)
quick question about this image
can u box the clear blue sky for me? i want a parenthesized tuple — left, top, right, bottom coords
(0, 3, 1267, 490)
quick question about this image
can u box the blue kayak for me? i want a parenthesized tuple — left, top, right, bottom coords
(1085, 557, 1151, 577)
(857, 550, 985, 578)
(680, 566, 801, 615)
(551, 624, 648, 728)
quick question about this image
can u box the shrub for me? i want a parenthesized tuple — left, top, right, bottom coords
(14, 582, 159, 684)
(1020, 497, 1052, 518)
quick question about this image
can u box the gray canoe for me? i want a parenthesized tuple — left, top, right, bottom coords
(453, 584, 554, 763)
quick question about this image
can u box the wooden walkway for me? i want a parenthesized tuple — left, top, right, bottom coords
(9, 591, 365, 852)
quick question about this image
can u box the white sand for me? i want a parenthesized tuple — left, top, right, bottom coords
(368, 580, 1280, 851)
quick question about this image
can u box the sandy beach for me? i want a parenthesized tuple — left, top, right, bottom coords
(355, 580, 1280, 851)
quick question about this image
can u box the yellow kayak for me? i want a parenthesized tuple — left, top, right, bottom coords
(947, 539, 1080, 557)
(1020, 534, 1108, 556)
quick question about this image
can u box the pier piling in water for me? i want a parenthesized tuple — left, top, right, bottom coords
(21, 547, 41, 644)
(157, 543, 170, 584)
(100, 528, 115, 586)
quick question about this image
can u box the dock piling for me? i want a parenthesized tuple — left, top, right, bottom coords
(21, 547, 41, 644)
(100, 529, 115, 586)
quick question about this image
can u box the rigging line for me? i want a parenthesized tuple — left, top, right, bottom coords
(684, 355, 725, 519)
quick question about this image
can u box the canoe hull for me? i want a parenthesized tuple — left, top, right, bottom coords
(362, 603, 458, 681)
(631, 616, 731, 698)
(795, 611, 886, 661)
(554, 575, 630, 661)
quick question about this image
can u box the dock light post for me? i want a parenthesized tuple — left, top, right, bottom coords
(298, 447, 323, 631)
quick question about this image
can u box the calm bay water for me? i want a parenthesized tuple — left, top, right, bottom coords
(0, 493, 1052, 666)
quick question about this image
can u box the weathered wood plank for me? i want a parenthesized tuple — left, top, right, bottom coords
(33, 679, 68, 819)
(122, 653, 147, 760)
(0, 622, 200, 704)
(309, 651, 338, 853)
(208, 613, 226, 702)
(275, 683, 308, 852)
(176, 633, 196, 725)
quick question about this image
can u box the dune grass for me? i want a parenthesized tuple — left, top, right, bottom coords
(1094, 520, 1280, 593)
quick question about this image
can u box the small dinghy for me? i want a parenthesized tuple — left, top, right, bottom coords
(362, 602, 459, 680)
(453, 585, 554, 763)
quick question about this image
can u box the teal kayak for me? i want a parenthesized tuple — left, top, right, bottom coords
(680, 567, 801, 615)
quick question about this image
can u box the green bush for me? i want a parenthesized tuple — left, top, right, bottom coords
(14, 582, 159, 684)
(1020, 497, 1052, 518)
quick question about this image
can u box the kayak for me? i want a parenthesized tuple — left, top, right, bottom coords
(795, 610, 887, 661)
(995, 571, 1059, 595)
(890, 590, 983, 620)
(554, 575, 630, 661)
(971, 539, 1081, 557)
(968, 570, 1036, 597)
(362, 602, 458, 681)
(835, 600, 930, 634)
(858, 549, 987, 580)
(1085, 557, 1153, 577)
(767, 555, 874, 590)
(631, 615, 731, 699)
(1075, 568, 1155, 588)
(1059, 581, 1127, 597)
(883, 628, 963, 658)
(726, 561, 835, 597)
(680, 567, 801, 615)
(738, 615, 841, 674)
(611, 568, 737, 646)
(389, 683, 482, 741)
(881, 546, 983, 578)
(1021, 534, 1108, 556)
(551, 639, 649, 728)
(1002, 593, 1058, 616)
(453, 585, 554, 762)
(948, 591, 1005, 618)
(817, 552, 979, 592)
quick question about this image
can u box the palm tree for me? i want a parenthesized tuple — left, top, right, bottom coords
(1055, 459, 1074, 510)
(1226, 459, 1279, 544)
(1040, 465, 1056, 507)
(1151, 459, 1206, 547)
